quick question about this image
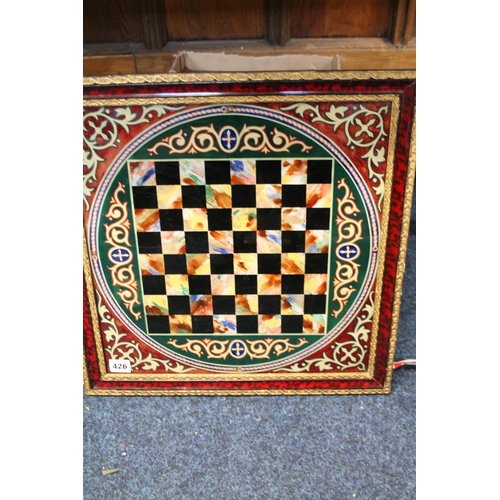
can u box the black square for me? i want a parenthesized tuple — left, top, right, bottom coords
(233, 232, 257, 253)
(133, 186, 158, 209)
(235, 275, 258, 294)
(282, 231, 305, 253)
(168, 296, 191, 314)
(181, 186, 206, 208)
(232, 185, 256, 207)
(142, 275, 166, 295)
(256, 160, 281, 184)
(205, 161, 231, 184)
(137, 232, 162, 254)
(192, 316, 214, 333)
(211, 254, 234, 274)
(155, 161, 180, 185)
(282, 275, 304, 294)
(236, 316, 258, 333)
(147, 316, 170, 333)
(207, 209, 232, 230)
(306, 208, 331, 229)
(282, 185, 306, 207)
(185, 232, 209, 253)
(258, 295, 281, 314)
(163, 255, 187, 274)
(258, 254, 281, 274)
(281, 315, 304, 333)
(257, 209, 281, 230)
(159, 209, 184, 231)
(188, 275, 211, 295)
(212, 296, 235, 314)
(305, 254, 329, 273)
(307, 160, 333, 184)
(304, 295, 327, 314)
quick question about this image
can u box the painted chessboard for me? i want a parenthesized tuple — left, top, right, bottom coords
(131, 158, 333, 338)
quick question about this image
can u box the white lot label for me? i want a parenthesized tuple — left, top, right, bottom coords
(108, 359, 131, 373)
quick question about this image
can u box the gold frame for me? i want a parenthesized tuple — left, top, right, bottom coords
(83, 71, 416, 395)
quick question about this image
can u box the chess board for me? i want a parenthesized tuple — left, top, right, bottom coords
(83, 71, 416, 394)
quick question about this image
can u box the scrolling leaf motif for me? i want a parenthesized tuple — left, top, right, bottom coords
(167, 337, 308, 361)
(97, 291, 196, 373)
(83, 105, 185, 210)
(147, 124, 312, 156)
(103, 182, 141, 321)
(331, 178, 363, 318)
(282, 103, 388, 210)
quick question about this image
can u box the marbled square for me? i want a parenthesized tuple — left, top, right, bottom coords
(282, 159, 307, 184)
(161, 231, 186, 254)
(169, 315, 192, 334)
(144, 295, 169, 316)
(157, 185, 183, 209)
(230, 160, 256, 184)
(256, 230, 282, 253)
(138, 254, 165, 275)
(306, 184, 332, 208)
(233, 253, 258, 275)
(305, 230, 330, 254)
(186, 254, 211, 275)
(235, 294, 259, 315)
(281, 207, 307, 231)
(213, 315, 237, 335)
(303, 314, 326, 334)
(211, 274, 235, 295)
(258, 274, 282, 295)
(303, 274, 328, 295)
(281, 253, 306, 274)
(256, 184, 282, 208)
(208, 231, 233, 254)
(129, 160, 156, 186)
(179, 160, 205, 185)
(134, 209, 160, 232)
(165, 274, 190, 296)
(258, 314, 281, 334)
(281, 295, 305, 315)
(190, 295, 214, 316)
(183, 209, 208, 231)
(206, 185, 232, 208)
(232, 208, 257, 231)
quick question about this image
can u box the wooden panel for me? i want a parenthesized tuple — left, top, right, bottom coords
(83, 0, 144, 44)
(164, 0, 266, 40)
(403, 0, 416, 44)
(141, 0, 168, 50)
(290, 0, 393, 38)
(266, 0, 291, 46)
(83, 54, 136, 75)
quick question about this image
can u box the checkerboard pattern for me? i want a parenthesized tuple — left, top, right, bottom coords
(129, 158, 333, 335)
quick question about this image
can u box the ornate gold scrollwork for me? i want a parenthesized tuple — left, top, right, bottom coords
(167, 337, 308, 361)
(147, 124, 312, 156)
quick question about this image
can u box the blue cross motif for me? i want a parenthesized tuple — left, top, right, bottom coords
(110, 248, 130, 263)
(220, 127, 238, 151)
(230, 341, 246, 358)
(338, 244, 359, 260)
